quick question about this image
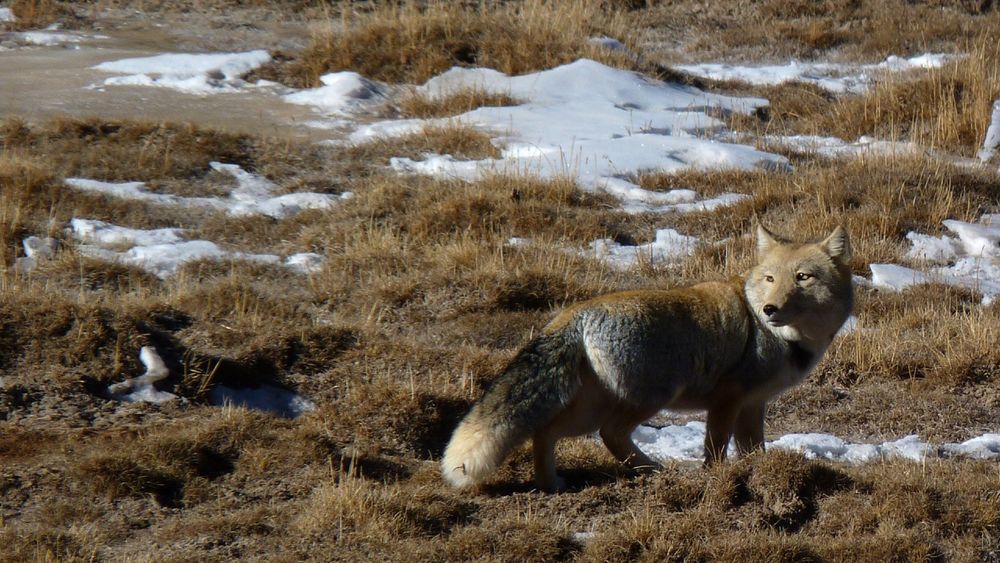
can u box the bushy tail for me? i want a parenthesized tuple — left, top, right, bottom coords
(441, 327, 583, 488)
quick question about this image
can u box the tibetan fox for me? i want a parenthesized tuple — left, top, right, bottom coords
(442, 225, 853, 491)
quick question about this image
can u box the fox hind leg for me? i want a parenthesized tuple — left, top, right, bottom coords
(599, 404, 661, 471)
(531, 378, 609, 492)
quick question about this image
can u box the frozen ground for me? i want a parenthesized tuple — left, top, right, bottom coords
(6, 29, 998, 457)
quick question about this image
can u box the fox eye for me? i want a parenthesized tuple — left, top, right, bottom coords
(764, 275, 774, 282)
(796, 272, 813, 281)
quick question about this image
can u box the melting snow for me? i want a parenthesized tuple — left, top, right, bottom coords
(93, 50, 272, 94)
(871, 215, 1000, 304)
(676, 53, 955, 94)
(633, 421, 1000, 463)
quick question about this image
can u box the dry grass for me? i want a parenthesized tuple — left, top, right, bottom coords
(650, 0, 999, 63)
(3, 111, 997, 560)
(2, 1, 1000, 560)
(284, 0, 638, 87)
(794, 36, 1000, 156)
(5, 0, 61, 30)
(396, 88, 522, 119)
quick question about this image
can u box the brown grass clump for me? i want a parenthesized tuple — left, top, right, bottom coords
(288, 0, 636, 86)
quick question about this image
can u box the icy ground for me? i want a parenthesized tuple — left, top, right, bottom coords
(10, 34, 998, 453)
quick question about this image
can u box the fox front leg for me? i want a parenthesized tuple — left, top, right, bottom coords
(733, 402, 767, 456)
(703, 402, 740, 465)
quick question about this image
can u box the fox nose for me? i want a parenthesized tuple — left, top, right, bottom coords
(762, 304, 778, 316)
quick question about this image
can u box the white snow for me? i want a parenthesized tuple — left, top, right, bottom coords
(354, 59, 787, 211)
(210, 384, 316, 418)
(68, 218, 321, 279)
(677, 53, 956, 94)
(978, 100, 1000, 162)
(600, 177, 750, 214)
(71, 218, 185, 247)
(0, 8, 15, 22)
(633, 421, 1000, 463)
(93, 50, 272, 94)
(871, 215, 1000, 304)
(108, 346, 177, 403)
(66, 163, 348, 219)
(78, 238, 280, 279)
(282, 71, 386, 115)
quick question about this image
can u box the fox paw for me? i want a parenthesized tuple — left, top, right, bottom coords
(537, 475, 566, 493)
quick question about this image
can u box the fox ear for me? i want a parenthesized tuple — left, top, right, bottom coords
(821, 226, 851, 262)
(756, 224, 779, 256)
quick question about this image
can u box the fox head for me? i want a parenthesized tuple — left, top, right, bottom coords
(745, 225, 854, 343)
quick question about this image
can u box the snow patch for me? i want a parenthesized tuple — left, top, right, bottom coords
(282, 71, 386, 115)
(8, 30, 87, 47)
(68, 219, 321, 279)
(354, 59, 786, 212)
(871, 215, 1000, 304)
(14, 236, 58, 273)
(633, 422, 1000, 463)
(600, 177, 750, 214)
(93, 50, 272, 94)
(108, 346, 177, 404)
(978, 100, 1000, 162)
(509, 228, 700, 269)
(66, 163, 348, 219)
(590, 228, 698, 269)
(677, 53, 956, 94)
(767, 134, 923, 159)
(0, 8, 15, 22)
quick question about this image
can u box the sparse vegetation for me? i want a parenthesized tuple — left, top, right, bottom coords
(2, 1, 999, 561)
